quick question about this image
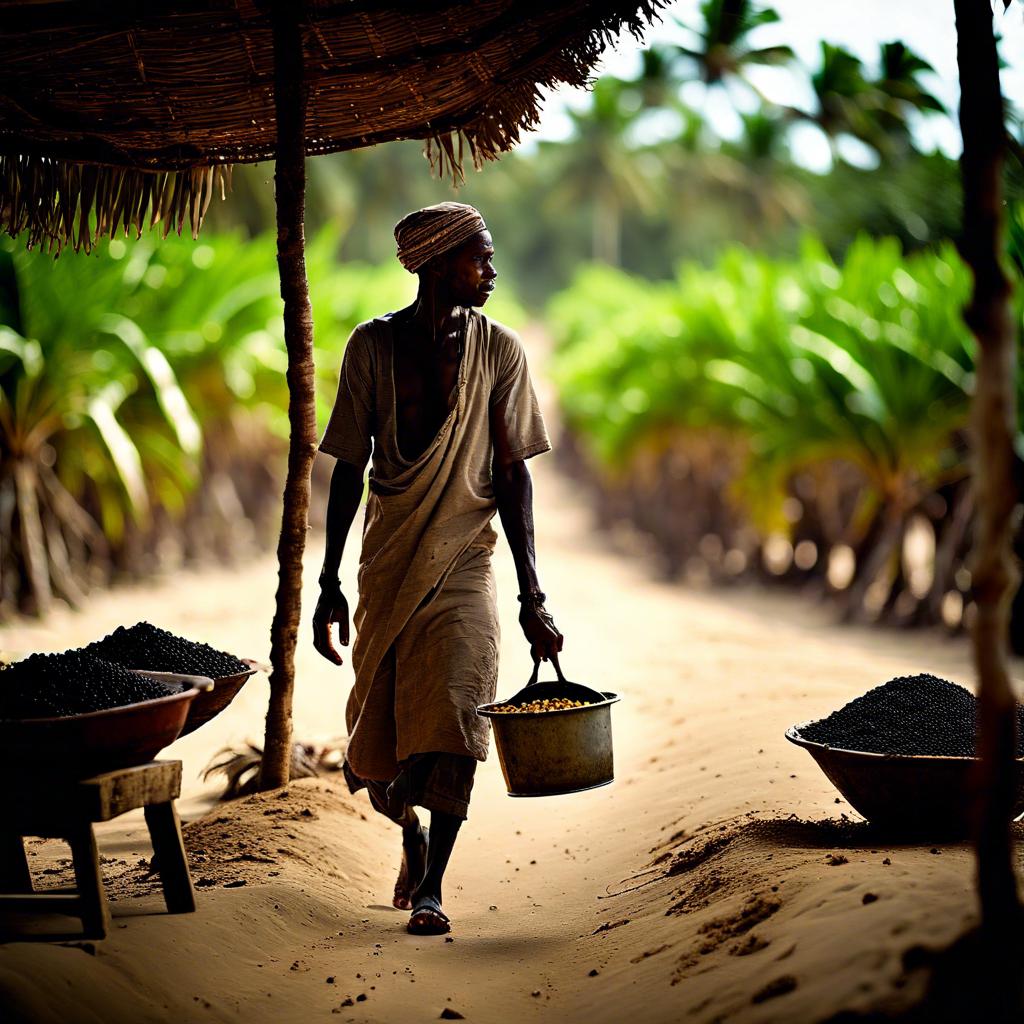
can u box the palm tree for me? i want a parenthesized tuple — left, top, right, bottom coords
(713, 109, 807, 234)
(626, 43, 708, 157)
(546, 77, 657, 266)
(675, 0, 793, 94)
(793, 42, 877, 160)
(870, 41, 946, 160)
(793, 42, 945, 165)
(736, 107, 788, 162)
(632, 43, 684, 109)
(0, 240, 203, 616)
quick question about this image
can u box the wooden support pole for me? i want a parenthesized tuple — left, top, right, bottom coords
(262, 2, 318, 790)
(954, 0, 1021, 942)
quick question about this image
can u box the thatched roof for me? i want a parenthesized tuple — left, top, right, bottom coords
(0, 0, 662, 252)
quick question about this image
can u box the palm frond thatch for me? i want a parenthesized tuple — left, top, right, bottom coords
(0, 0, 665, 252)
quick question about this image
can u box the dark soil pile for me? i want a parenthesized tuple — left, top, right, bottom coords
(83, 621, 248, 678)
(800, 673, 1024, 756)
(0, 651, 179, 718)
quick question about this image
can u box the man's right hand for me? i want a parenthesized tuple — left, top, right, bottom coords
(313, 582, 350, 665)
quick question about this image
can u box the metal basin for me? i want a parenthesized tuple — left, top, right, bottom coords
(0, 681, 209, 778)
(175, 664, 257, 736)
(786, 724, 1024, 837)
(123, 661, 259, 737)
(478, 656, 620, 797)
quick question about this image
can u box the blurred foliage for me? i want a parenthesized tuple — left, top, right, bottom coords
(548, 237, 975, 500)
(0, 234, 211, 615)
(545, 235, 1010, 626)
(203, 135, 971, 312)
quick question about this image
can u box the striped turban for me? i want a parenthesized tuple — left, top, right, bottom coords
(394, 202, 488, 274)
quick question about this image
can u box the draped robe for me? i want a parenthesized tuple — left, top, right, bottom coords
(318, 310, 549, 781)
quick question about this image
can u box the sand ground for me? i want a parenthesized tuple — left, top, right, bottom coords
(0, 334, 1017, 1023)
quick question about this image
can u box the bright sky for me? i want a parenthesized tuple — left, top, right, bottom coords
(529, 0, 1024, 171)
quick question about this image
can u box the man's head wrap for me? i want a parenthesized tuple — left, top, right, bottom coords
(394, 202, 487, 274)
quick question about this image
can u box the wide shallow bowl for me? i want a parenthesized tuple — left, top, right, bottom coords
(786, 724, 1024, 837)
(0, 681, 209, 778)
(478, 688, 621, 797)
(172, 663, 258, 737)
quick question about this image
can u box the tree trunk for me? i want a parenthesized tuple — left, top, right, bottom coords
(593, 193, 621, 266)
(839, 501, 904, 622)
(13, 460, 51, 617)
(261, 4, 317, 791)
(954, 0, 1021, 944)
(925, 481, 972, 623)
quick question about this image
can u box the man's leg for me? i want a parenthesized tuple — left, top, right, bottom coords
(394, 815, 429, 911)
(406, 753, 476, 934)
(369, 781, 429, 911)
(343, 760, 428, 910)
(411, 811, 462, 906)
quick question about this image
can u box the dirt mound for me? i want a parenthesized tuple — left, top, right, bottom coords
(183, 777, 367, 889)
(30, 777, 380, 904)
(573, 812, 986, 1023)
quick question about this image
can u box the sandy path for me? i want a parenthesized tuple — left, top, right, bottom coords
(0, 332, 1015, 1023)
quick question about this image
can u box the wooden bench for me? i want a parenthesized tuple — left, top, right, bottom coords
(0, 760, 195, 939)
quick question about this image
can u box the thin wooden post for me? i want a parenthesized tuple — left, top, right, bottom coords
(954, 0, 1021, 941)
(262, 2, 318, 790)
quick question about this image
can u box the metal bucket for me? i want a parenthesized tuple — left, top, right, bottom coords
(477, 655, 620, 797)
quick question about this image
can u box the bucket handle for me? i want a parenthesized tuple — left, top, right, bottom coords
(527, 650, 567, 687)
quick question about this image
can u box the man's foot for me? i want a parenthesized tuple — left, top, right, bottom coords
(407, 893, 451, 935)
(393, 825, 428, 910)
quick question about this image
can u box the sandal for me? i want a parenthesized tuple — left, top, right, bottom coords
(407, 894, 451, 935)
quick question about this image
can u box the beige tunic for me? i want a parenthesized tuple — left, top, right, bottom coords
(319, 309, 550, 781)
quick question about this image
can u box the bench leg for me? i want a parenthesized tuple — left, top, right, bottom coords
(144, 801, 195, 914)
(0, 833, 32, 893)
(67, 824, 109, 939)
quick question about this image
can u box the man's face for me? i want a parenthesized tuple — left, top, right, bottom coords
(442, 230, 497, 307)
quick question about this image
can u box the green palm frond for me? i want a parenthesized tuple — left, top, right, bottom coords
(85, 382, 149, 520)
(99, 313, 201, 457)
(675, 0, 793, 89)
(548, 236, 978, 532)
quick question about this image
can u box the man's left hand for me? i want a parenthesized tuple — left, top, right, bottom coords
(519, 604, 563, 662)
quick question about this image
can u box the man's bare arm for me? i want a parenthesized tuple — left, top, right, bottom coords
(491, 400, 563, 661)
(313, 459, 365, 665)
(493, 458, 540, 595)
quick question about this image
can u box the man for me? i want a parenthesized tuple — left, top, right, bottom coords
(312, 202, 562, 936)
